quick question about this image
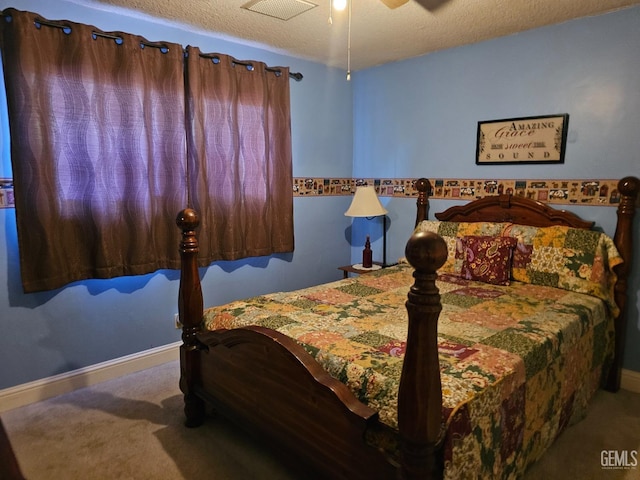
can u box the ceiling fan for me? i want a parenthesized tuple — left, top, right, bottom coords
(381, 0, 449, 9)
(381, 0, 410, 7)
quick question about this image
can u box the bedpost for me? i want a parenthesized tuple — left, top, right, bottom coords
(176, 208, 206, 427)
(399, 230, 448, 480)
(606, 176, 640, 392)
(415, 178, 431, 227)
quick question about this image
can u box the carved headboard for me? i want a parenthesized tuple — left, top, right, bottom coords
(434, 194, 594, 228)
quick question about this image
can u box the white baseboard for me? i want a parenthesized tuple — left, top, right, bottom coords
(621, 368, 640, 394)
(0, 341, 181, 413)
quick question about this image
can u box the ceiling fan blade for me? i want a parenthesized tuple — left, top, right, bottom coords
(415, 0, 450, 10)
(380, 0, 411, 8)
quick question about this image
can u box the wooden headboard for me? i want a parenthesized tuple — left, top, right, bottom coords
(435, 193, 594, 228)
(429, 176, 639, 392)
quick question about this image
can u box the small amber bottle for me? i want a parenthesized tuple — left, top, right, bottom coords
(362, 235, 373, 268)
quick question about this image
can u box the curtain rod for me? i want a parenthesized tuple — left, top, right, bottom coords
(27, 16, 303, 81)
(198, 53, 302, 81)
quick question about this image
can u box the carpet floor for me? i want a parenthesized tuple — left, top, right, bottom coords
(2, 360, 638, 479)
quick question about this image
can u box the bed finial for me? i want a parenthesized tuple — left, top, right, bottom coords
(618, 176, 640, 201)
(415, 177, 430, 193)
(399, 230, 447, 480)
(176, 207, 200, 232)
(405, 230, 447, 274)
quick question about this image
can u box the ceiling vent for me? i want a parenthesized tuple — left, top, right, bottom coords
(241, 0, 318, 21)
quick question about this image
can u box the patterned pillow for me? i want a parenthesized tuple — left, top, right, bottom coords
(460, 235, 517, 285)
(502, 224, 623, 315)
(414, 221, 511, 274)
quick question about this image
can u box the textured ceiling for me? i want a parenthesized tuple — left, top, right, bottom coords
(72, 0, 640, 71)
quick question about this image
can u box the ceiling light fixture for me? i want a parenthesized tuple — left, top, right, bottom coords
(333, 0, 347, 10)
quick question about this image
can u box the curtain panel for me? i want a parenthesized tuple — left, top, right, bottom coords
(185, 46, 294, 265)
(1, 9, 187, 292)
(1, 9, 295, 292)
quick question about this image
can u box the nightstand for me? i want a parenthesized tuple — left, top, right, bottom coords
(338, 262, 384, 279)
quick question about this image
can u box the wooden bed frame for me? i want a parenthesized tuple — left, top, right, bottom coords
(176, 176, 638, 480)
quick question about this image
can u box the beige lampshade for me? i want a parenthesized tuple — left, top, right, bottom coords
(344, 186, 388, 217)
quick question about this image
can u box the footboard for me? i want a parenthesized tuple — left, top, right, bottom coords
(176, 189, 449, 479)
(195, 326, 397, 478)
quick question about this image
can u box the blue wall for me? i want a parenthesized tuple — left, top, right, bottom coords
(351, 7, 640, 371)
(1, 1, 638, 390)
(0, 0, 354, 389)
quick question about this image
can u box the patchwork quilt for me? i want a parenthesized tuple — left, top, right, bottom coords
(203, 263, 614, 479)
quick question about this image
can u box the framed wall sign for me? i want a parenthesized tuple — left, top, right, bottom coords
(476, 114, 569, 165)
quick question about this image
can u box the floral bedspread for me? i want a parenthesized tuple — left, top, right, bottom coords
(203, 263, 614, 479)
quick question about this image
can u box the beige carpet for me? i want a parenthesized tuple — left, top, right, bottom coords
(1, 361, 638, 479)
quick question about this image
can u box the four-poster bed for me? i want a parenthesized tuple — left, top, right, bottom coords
(176, 176, 638, 479)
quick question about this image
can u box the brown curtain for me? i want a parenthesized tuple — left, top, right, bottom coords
(185, 46, 294, 264)
(1, 9, 187, 292)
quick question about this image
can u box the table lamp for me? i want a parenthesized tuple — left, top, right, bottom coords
(344, 185, 388, 267)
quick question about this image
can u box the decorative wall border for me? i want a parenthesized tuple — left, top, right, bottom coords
(293, 177, 623, 206)
(0, 178, 14, 208)
(0, 177, 624, 208)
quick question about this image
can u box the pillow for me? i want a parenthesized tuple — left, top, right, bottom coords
(414, 221, 511, 274)
(502, 224, 623, 315)
(459, 235, 517, 285)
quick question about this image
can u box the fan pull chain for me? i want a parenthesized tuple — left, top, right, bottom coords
(346, 0, 351, 80)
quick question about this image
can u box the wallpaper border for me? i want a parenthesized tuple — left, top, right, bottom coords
(293, 177, 623, 207)
(0, 177, 624, 209)
(0, 179, 13, 208)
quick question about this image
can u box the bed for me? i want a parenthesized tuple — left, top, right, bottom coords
(176, 176, 638, 480)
